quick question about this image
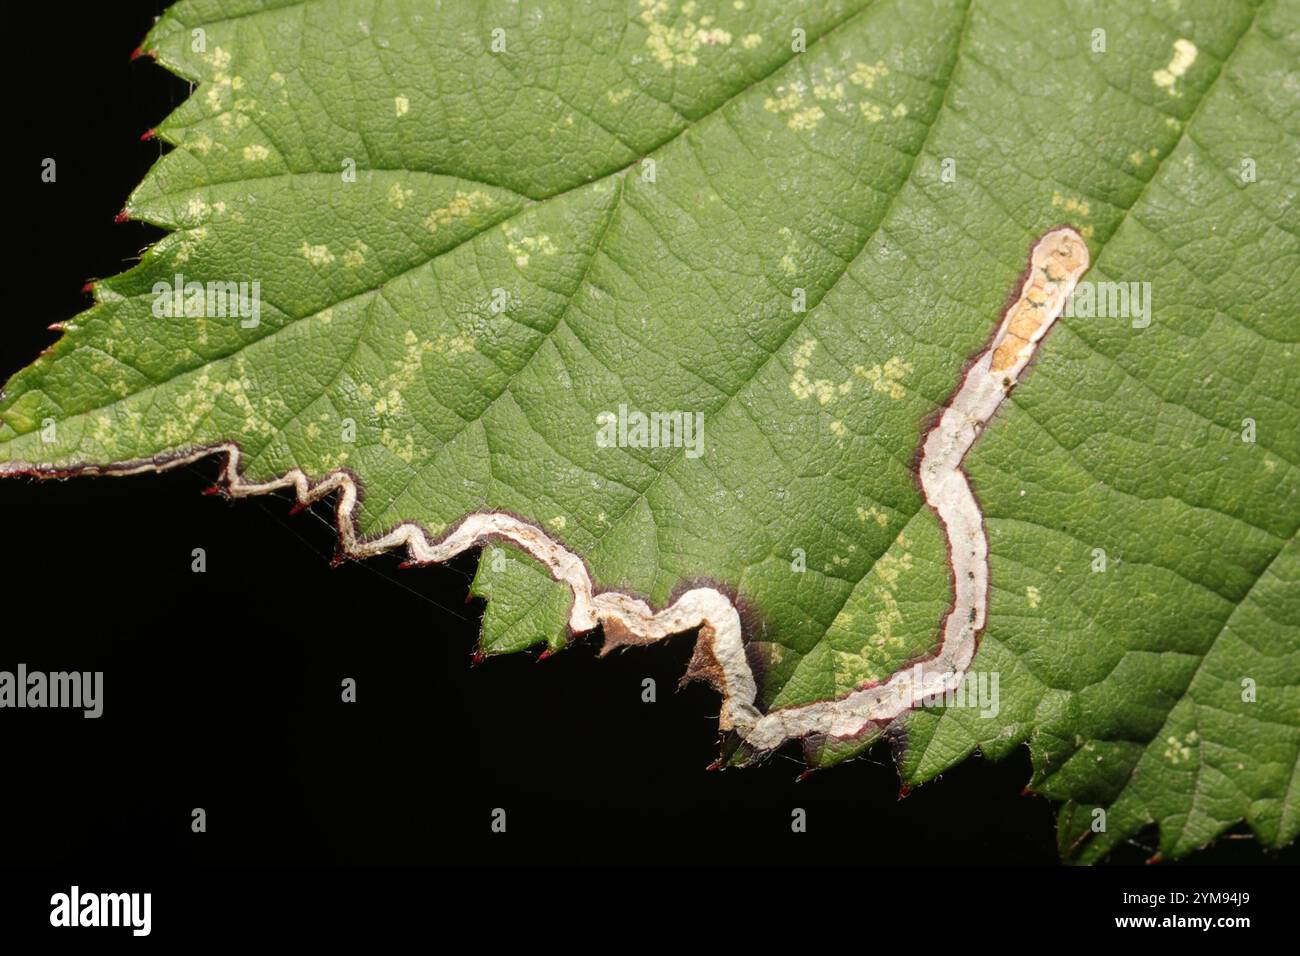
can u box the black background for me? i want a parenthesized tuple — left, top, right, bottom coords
(0, 0, 1292, 928)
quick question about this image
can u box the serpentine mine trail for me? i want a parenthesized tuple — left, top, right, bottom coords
(3, 227, 1090, 758)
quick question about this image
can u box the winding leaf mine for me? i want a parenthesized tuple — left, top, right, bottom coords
(0, 228, 1089, 759)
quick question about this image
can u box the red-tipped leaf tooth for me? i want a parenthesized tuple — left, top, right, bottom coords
(1146, 853, 1164, 865)
(470, 649, 485, 667)
(897, 783, 912, 801)
(796, 769, 817, 783)
(705, 759, 724, 772)
(113, 209, 130, 224)
(140, 128, 156, 142)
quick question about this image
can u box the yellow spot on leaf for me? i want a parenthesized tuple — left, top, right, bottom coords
(342, 239, 369, 268)
(299, 241, 335, 267)
(787, 105, 824, 131)
(424, 190, 493, 233)
(1153, 38, 1197, 94)
(849, 60, 889, 90)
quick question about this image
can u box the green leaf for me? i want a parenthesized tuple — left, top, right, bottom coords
(2, 0, 1296, 862)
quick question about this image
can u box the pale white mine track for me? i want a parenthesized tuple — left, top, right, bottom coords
(2, 227, 1090, 758)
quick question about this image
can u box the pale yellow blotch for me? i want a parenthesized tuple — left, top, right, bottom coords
(793, 339, 816, 369)
(503, 223, 557, 267)
(741, 33, 762, 50)
(640, 0, 732, 69)
(1050, 192, 1090, 217)
(552, 516, 568, 531)
(1153, 38, 1197, 94)
(388, 182, 414, 210)
(217, 111, 251, 133)
(764, 87, 802, 114)
(269, 71, 286, 86)
(342, 240, 369, 268)
(299, 241, 335, 267)
(163, 226, 208, 266)
(379, 427, 418, 464)
(787, 106, 825, 131)
(857, 505, 889, 527)
(373, 330, 435, 417)
(829, 420, 847, 439)
(854, 357, 912, 400)
(1128, 150, 1145, 166)
(424, 190, 492, 233)
(813, 81, 846, 103)
(892, 102, 908, 119)
(432, 332, 476, 357)
(876, 548, 914, 589)
(860, 103, 883, 123)
(182, 197, 212, 223)
(1026, 585, 1041, 609)
(243, 144, 270, 161)
(848, 60, 889, 90)
(789, 339, 834, 402)
(209, 46, 232, 71)
(1163, 734, 1193, 763)
(790, 371, 834, 404)
(606, 88, 633, 105)
(394, 95, 410, 117)
(777, 225, 801, 276)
